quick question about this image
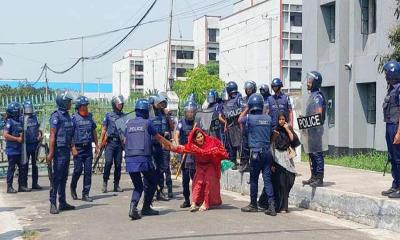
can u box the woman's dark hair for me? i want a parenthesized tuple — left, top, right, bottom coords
(193, 130, 204, 141)
(277, 111, 287, 122)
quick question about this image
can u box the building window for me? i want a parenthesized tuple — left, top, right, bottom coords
(321, 3, 336, 43)
(134, 65, 143, 72)
(290, 40, 302, 54)
(209, 53, 217, 61)
(361, 0, 376, 35)
(321, 87, 335, 127)
(135, 78, 143, 86)
(208, 29, 218, 42)
(176, 50, 194, 60)
(289, 68, 302, 82)
(176, 68, 187, 77)
(290, 12, 302, 27)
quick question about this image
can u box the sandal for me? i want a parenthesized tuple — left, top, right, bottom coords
(189, 203, 199, 212)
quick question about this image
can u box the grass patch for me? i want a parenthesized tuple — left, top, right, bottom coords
(21, 230, 39, 240)
(301, 151, 390, 173)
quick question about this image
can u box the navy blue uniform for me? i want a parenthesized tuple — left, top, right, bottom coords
(124, 116, 158, 208)
(4, 118, 25, 189)
(176, 118, 196, 203)
(240, 96, 251, 170)
(240, 114, 274, 206)
(383, 83, 400, 190)
(22, 114, 41, 187)
(71, 112, 97, 196)
(266, 92, 292, 128)
(102, 111, 124, 187)
(49, 109, 74, 206)
(307, 91, 326, 175)
(151, 110, 172, 193)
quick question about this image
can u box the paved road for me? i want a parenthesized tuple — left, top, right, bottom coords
(0, 173, 399, 240)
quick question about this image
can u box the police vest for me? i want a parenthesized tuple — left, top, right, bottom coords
(223, 97, 242, 125)
(383, 84, 400, 124)
(53, 110, 73, 147)
(247, 114, 272, 150)
(179, 119, 194, 145)
(73, 112, 94, 145)
(125, 118, 152, 157)
(151, 111, 168, 135)
(6, 118, 23, 153)
(306, 91, 327, 124)
(25, 115, 40, 144)
(106, 111, 123, 138)
(268, 94, 290, 125)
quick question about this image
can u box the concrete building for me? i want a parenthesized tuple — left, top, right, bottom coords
(143, 39, 195, 92)
(112, 49, 144, 99)
(302, 0, 398, 153)
(219, 0, 303, 95)
(193, 15, 221, 65)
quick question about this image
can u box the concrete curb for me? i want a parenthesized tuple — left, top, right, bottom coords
(220, 169, 400, 233)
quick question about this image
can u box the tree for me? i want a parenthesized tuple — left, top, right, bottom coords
(206, 61, 219, 76)
(172, 65, 225, 105)
(0, 83, 53, 105)
(376, 1, 400, 69)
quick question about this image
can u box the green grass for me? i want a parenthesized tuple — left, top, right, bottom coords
(21, 230, 39, 240)
(301, 151, 390, 173)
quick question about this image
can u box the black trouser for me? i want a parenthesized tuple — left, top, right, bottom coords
(103, 140, 122, 186)
(182, 167, 196, 202)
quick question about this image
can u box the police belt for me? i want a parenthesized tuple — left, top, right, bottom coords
(107, 137, 121, 142)
(250, 145, 271, 153)
(75, 143, 92, 148)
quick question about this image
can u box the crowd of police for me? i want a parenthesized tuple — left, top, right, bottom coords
(2, 60, 400, 220)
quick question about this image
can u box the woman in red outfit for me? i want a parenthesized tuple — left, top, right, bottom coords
(172, 128, 228, 212)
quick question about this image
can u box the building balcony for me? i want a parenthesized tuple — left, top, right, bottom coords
(290, 54, 302, 61)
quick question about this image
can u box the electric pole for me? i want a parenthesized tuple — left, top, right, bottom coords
(166, 0, 174, 91)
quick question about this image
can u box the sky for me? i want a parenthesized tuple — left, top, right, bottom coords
(0, 0, 233, 84)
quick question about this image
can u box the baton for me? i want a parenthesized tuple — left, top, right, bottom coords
(175, 122, 197, 179)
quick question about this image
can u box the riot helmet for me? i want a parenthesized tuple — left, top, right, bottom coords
(23, 99, 34, 114)
(6, 102, 21, 118)
(244, 81, 257, 96)
(111, 95, 124, 112)
(259, 84, 271, 98)
(383, 60, 400, 84)
(226, 81, 238, 96)
(56, 90, 74, 111)
(305, 71, 323, 91)
(207, 89, 218, 104)
(271, 78, 283, 93)
(247, 94, 264, 114)
(183, 100, 198, 121)
(135, 99, 150, 119)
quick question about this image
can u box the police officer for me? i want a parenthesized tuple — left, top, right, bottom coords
(382, 60, 400, 198)
(99, 95, 125, 193)
(219, 81, 243, 168)
(266, 78, 293, 129)
(175, 100, 197, 208)
(47, 91, 75, 214)
(3, 102, 29, 193)
(302, 71, 327, 188)
(240, 81, 257, 172)
(239, 94, 276, 216)
(70, 96, 98, 202)
(219, 89, 229, 144)
(259, 84, 271, 113)
(151, 95, 174, 200)
(22, 100, 43, 190)
(125, 99, 172, 220)
(196, 90, 221, 139)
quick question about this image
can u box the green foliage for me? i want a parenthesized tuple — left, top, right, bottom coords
(301, 151, 389, 173)
(172, 65, 225, 105)
(206, 61, 219, 76)
(144, 89, 159, 97)
(375, 1, 400, 69)
(128, 91, 145, 102)
(0, 84, 54, 106)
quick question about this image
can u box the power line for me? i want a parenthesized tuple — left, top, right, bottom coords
(0, 0, 229, 46)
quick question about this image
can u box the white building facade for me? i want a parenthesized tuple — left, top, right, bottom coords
(193, 15, 221, 66)
(302, 0, 398, 153)
(143, 40, 195, 92)
(219, 0, 303, 95)
(112, 49, 144, 99)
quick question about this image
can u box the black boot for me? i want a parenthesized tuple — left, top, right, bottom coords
(265, 200, 277, 216)
(50, 203, 59, 214)
(258, 191, 268, 210)
(32, 183, 42, 190)
(70, 186, 78, 200)
(102, 181, 107, 193)
(167, 186, 173, 199)
(382, 187, 398, 196)
(180, 201, 191, 208)
(241, 203, 258, 212)
(156, 190, 169, 201)
(18, 186, 31, 192)
(302, 174, 316, 185)
(310, 174, 324, 188)
(388, 190, 400, 198)
(7, 186, 17, 194)
(114, 184, 123, 192)
(59, 203, 75, 211)
(129, 202, 141, 220)
(82, 194, 93, 202)
(141, 206, 159, 216)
